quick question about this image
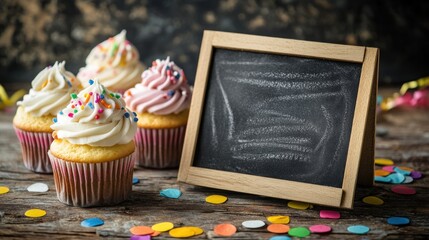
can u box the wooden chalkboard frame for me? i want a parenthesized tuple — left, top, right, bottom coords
(178, 31, 378, 209)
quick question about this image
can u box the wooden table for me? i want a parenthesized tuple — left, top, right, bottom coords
(0, 90, 428, 239)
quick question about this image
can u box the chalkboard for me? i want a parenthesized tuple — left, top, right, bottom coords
(193, 49, 362, 188)
(178, 31, 378, 208)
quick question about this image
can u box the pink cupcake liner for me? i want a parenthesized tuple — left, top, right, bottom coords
(14, 127, 53, 173)
(48, 151, 135, 207)
(134, 126, 186, 168)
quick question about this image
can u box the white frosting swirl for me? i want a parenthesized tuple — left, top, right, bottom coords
(18, 61, 81, 117)
(77, 30, 144, 91)
(51, 80, 138, 147)
(124, 57, 192, 115)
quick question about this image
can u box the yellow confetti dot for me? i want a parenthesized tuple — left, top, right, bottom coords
(267, 215, 290, 224)
(362, 196, 384, 206)
(25, 209, 46, 218)
(186, 226, 204, 235)
(287, 201, 311, 210)
(0, 186, 10, 194)
(152, 222, 174, 232)
(375, 158, 394, 166)
(205, 195, 228, 204)
(169, 227, 196, 238)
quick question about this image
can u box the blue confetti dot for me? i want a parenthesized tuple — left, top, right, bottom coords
(52, 118, 57, 123)
(88, 102, 94, 109)
(347, 225, 370, 235)
(88, 79, 94, 85)
(388, 173, 405, 184)
(133, 112, 137, 116)
(269, 236, 291, 240)
(67, 81, 72, 87)
(394, 167, 411, 176)
(81, 217, 104, 227)
(160, 188, 182, 199)
(374, 176, 391, 183)
(133, 117, 138, 122)
(59, 111, 63, 115)
(100, 94, 105, 99)
(132, 177, 139, 185)
(387, 217, 410, 226)
(124, 112, 130, 118)
(167, 90, 175, 97)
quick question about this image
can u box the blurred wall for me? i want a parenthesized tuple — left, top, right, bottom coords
(1, 0, 428, 88)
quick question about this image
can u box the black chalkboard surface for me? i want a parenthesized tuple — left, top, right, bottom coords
(193, 49, 362, 188)
(178, 31, 378, 208)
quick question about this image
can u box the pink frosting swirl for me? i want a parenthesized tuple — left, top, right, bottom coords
(124, 57, 192, 115)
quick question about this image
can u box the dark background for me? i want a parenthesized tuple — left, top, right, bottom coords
(1, 0, 428, 89)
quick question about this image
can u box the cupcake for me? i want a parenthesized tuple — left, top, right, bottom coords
(13, 61, 81, 173)
(77, 30, 144, 93)
(49, 79, 138, 207)
(124, 57, 192, 168)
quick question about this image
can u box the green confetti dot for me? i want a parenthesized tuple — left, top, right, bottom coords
(74, 109, 78, 113)
(288, 227, 310, 238)
(71, 93, 77, 99)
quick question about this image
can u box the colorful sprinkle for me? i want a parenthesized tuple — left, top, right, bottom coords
(0, 186, 10, 194)
(391, 185, 416, 195)
(411, 171, 422, 179)
(27, 183, 49, 192)
(88, 103, 94, 109)
(403, 176, 414, 184)
(382, 166, 396, 173)
(25, 209, 46, 218)
(130, 226, 154, 236)
(267, 224, 290, 233)
(167, 90, 175, 97)
(288, 201, 311, 210)
(95, 115, 100, 120)
(124, 112, 130, 118)
(374, 176, 391, 183)
(152, 222, 174, 232)
(362, 196, 384, 205)
(267, 215, 290, 224)
(242, 220, 265, 229)
(213, 223, 236, 237)
(81, 217, 104, 227)
(133, 117, 138, 122)
(388, 173, 405, 184)
(205, 194, 228, 204)
(169, 227, 195, 238)
(375, 158, 394, 166)
(394, 167, 411, 176)
(100, 94, 105, 99)
(309, 224, 332, 233)
(319, 210, 340, 219)
(160, 188, 182, 199)
(269, 236, 291, 240)
(130, 235, 151, 240)
(52, 118, 57, 123)
(88, 79, 94, 85)
(71, 93, 77, 99)
(387, 217, 410, 226)
(347, 225, 370, 235)
(288, 227, 310, 238)
(115, 94, 120, 99)
(132, 177, 140, 185)
(73, 109, 78, 113)
(374, 169, 391, 177)
(68, 113, 74, 118)
(59, 111, 63, 115)
(100, 99, 111, 109)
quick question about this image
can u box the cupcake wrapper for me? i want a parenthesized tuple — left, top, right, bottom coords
(48, 151, 135, 207)
(134, 126, 186, 168)
(14, 127, 53, 173)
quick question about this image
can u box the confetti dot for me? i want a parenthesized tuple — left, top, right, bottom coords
(124, 112, 130, 118)
(151, 231, 161, 237)
(132, 177, 140, 185)
(0, 186, 10, 194)
(382, 166, 396, 173)
(319, 210, 340, 219)
(288, 227, 310, 238)
(411, 171, 422, 179)
(267, 215, 290, 224)
(213, 223, 236, 237)
(287, 201, 311, 210)
(267, 224, 290, 234)
(130, 226, 154, 236)
(388, 173, 405, 184)
(52, 118, 57, 123)
(25, 209, 46, 218)
(347, 225, 370, 235)
(71, 93, 77, 99)
(309, 224, 332, 233)
(205, 195, 228, 204)
(27, 183, 49, 192)
(375, 158, 394, 166)
(186, 226, 204, 235)
(387, 217, 410, 226)
(160, 188, 182, 199)
(394, 167, 411, 176)
(133, 117, 138, 122)
(374, 169, 391, 177)
(169, 227, 195, 238)
(391, 185, 416, 195)
(89, 79, 94, 85)
(269, 236, 291, 240)
(374, 176, 391, 183)
(152, 222, 174, 232)
(81, 217, 104, 227)
(130, 235, 151, 240)
(403, 176, 414, 184)
(398, 166, 414, 172)
(362, 196, 384, 205)
(242, 220, 265, 229)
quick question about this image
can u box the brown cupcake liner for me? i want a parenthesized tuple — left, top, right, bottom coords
(48, 151, 135, 207)
(14, 126, 53, 173)
(134, 126, 186, 168)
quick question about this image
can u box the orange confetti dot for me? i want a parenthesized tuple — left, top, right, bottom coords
(214, 223, 236, 237)
(130, 226, 154, 236)
(398, 166, 414, 172)
(374, 169, 390, 177)
(151, 231, 161, 237)
(267, 224, 290, 234)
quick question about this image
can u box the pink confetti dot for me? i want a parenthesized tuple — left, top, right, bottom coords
(391, 185, 416, 195)
(309, 224, 332, 233)
(382, 166, 396, 173)
(319, 210, 340, 219)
